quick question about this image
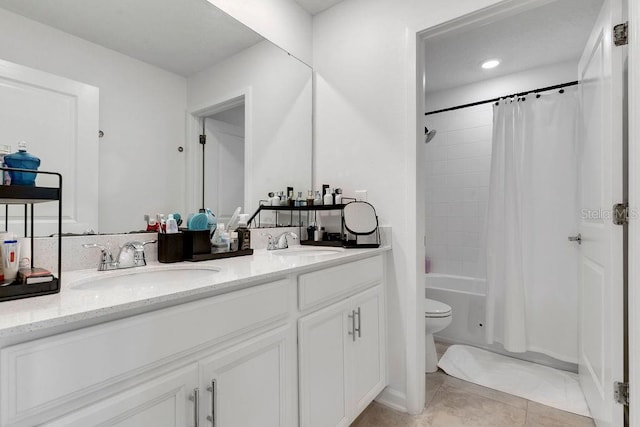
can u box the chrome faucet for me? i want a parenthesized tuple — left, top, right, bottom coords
(263, 231, 298, 250)
(83, 240, 157, 271)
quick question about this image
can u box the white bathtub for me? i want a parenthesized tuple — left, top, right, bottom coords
(425, 273, 578, 371)
(425, 273, 487, 346)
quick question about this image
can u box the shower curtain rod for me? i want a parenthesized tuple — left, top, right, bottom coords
(424, 80, 579, 116)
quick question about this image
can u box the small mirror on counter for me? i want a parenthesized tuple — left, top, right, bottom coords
(343, 201, 380, 247)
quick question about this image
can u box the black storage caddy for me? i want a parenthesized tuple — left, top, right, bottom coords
(182, 229, 253, 262)
(157, 232, 184, 263)
(0, 168, 62, 302)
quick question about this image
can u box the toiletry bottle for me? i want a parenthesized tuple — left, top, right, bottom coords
(306, 190, 314, 206)
(335, 188, 343, 205)
(269, 192, 279, 206)
(235, 214, 251, 251)
(314, 190, 323, 205)
(279, 191, 287, 206)
(324, 188, 334, 205)
(287, 187, 295, 207)
(230, 231, 238, 251)
(306, 222, 317, 242)
(165, 214, 179, 234)
(297, 191, 305, 207)
(220, 228, 230, 252)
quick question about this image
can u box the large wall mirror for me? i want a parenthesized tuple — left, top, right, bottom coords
(0, 0, 312, 236)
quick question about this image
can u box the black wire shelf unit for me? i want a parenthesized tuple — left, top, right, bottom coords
(0, 168, 62, 302)
(248, 202, 380, 248)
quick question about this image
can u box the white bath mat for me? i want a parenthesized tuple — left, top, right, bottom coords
(438, 344, 591, 417)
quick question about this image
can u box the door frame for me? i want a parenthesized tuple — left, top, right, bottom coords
(185, 88, 252, 215)
(417, 0, 636, 420)
(627, 0, 640, 424)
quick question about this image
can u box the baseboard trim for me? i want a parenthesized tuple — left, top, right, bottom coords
(375, 386, 408, 413)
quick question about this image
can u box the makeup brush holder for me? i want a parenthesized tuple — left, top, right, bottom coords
(157, 232, 184, 263)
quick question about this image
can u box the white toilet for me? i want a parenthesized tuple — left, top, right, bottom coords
(425, 298, 452, 373)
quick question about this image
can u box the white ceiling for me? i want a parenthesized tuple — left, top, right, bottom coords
(294, 0, 344, 15)
(0, 0, 264, 77)
(425, 0, 603, 93)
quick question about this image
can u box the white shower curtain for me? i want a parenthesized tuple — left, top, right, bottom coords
(485, 88, 579, 363)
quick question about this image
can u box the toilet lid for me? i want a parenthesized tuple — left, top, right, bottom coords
(425, 298, 451, 317)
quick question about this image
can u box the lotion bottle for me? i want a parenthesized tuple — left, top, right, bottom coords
(165, 214, 178, 234)
(323, 188, 334, 205)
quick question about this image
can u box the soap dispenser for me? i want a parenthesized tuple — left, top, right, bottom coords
(4, 141, 41, 186)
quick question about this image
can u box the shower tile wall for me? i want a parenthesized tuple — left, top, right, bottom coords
(425, 104, 492, 277)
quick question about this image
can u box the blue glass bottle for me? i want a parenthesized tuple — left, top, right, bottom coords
(4, 141, 40, 186)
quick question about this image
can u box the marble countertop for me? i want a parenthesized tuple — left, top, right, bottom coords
(0, 245, 390, 338)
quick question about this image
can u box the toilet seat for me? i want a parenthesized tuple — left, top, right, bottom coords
(425, 298, 452, 318)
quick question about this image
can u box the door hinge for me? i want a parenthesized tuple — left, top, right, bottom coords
(614, 22, 628, 46)
(613, 203, 628, 225)
(614, 381, 629, 406)
(199, 134, 206, 145)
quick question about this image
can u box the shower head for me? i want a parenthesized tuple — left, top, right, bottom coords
(425, 127, 437, 143)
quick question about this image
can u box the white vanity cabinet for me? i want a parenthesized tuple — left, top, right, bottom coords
(298, 256, 386, 427)
(41, 364, 199, 427)
(1, 279, 292, 427)
(0, 251, 387, 427)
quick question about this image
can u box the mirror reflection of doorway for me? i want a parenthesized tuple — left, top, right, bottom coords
(203, 102, 245, 223)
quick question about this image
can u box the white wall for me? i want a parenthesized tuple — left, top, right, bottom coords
(425, 104, 492, 277)
(312, 0, 503, 414)
(208, 0, 313, 65)
(187, 40, 312, 217)
(0, 8, 187, 234)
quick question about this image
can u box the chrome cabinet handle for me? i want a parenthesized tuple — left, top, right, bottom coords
(189, 388, 199, 427)
(348, 310, 356, 342)
(568, 233, 582, 245)
(206, 380, 217, 425)
(355, 307, 361, 338)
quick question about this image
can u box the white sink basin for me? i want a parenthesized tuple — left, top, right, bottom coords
(70, 265, 221, 291)
(273, 247, 345, 257)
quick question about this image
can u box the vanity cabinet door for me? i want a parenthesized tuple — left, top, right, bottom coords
(298, 284, 385, 427)
(42, 364, 199, 427)
(199, 326, 293, 427)
(298, 298, 351, 427)
(349, 285, 386, 417)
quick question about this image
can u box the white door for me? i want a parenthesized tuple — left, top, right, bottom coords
(577, 0, 625, 425)
(42, 364, 199, 427)
(0, 59, 99, 235)
(199, 327, 291, 427)
(204, 117, 244, 219)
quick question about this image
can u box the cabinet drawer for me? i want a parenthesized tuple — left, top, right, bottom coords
(298, 256, 382, 311)
(1, 279, 290, 425)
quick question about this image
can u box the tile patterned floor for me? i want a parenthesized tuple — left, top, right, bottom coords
(351, 343, 595, 427)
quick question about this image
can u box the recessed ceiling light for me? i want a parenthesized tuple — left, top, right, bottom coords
(481, 59, 500, 69)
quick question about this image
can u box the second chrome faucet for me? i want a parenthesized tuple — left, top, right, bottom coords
(264, 231, 298, 250)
